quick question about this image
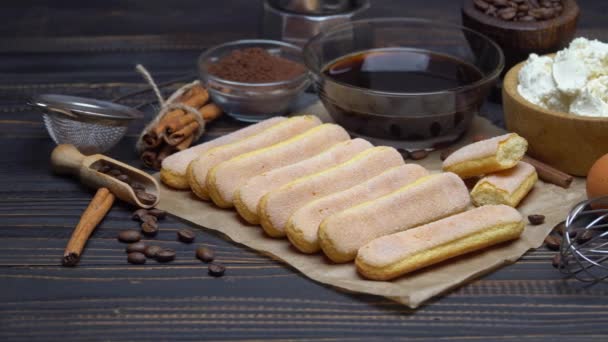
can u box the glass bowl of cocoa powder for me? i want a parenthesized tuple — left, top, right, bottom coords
(199, 39, 310, 122)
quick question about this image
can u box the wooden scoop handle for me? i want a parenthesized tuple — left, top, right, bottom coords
(51, 144, 86, 176)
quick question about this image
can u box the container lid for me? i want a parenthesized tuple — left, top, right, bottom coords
(30, 94, 144, 121)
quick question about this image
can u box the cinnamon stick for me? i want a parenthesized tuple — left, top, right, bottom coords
(522, 155, 573, 188)
(176, 135, 194, 151)
(155, 145, 175, 169)
(141, 150, 157, 169)
(165, 121, 199, 146)
(165, 113, 197, 135)
(62, 188, 115, 267)
(199, 103, 222, 122)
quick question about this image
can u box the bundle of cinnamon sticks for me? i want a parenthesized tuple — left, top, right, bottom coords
(140, 84, 222, 169)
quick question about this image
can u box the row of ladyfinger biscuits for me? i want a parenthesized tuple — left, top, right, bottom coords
(160, 116, 527, 280)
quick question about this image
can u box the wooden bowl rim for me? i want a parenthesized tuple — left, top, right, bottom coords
(503, 54, 608, 123)
(462, 0, 579, 32)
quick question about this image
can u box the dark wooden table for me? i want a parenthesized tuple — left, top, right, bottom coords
(2, 1, 608, 341)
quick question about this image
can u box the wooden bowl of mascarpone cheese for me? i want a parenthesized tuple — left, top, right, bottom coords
(503, 54, 608, 176)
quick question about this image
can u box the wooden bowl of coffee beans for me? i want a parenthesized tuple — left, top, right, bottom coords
(462, 0, 579, 74)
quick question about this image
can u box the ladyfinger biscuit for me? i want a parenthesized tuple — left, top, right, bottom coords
(286, 164, 429, 254)
(234, 138, 372, 223)
(471, 162, 538, 208)
(356, 205, 524, 280)
(207, 124, 350, 208)
(259, 146, 405, 238)
(188, 115, 321, 200)
(319, 172, 470, 263)
(442, 133, 528, 179)
(160, 116, 286, 189)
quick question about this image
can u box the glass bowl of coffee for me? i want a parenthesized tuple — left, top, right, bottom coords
(199, 39, 310, 122)
(303, 18, 504, 148)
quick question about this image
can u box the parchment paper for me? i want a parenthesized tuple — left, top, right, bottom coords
(156, 104, 586, 308)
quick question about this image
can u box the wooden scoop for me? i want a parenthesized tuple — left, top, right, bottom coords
(51, 144, 160, 208)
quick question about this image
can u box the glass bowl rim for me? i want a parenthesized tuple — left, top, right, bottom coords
(198, 39, 311, 88)
(303, 17, 505, 97)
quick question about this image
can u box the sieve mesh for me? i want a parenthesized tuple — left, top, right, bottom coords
(43, 113, 128, 154)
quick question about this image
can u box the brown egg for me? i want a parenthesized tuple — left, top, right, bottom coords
(586, 153, 608, 200)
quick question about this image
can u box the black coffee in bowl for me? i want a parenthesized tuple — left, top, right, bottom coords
(316, 47, 488, 146)
(323, 48, 482, 93)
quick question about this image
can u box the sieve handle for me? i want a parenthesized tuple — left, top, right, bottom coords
(51, 144, 86, 176)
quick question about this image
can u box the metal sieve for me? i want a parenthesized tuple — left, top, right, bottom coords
(31, 94, 143, 154)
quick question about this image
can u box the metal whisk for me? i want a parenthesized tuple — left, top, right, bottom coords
(559, 196, 608, 282)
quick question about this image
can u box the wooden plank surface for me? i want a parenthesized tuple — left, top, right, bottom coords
(2, 0, 608, 341)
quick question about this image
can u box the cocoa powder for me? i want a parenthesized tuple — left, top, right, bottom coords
(208, 47, 306, 83)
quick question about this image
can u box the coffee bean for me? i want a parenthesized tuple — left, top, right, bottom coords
(118, 229, 141, 243)
(127, 252, 146, 265)
(196, 246, 215, 262)
(473, 134, 490, 143)
(439, 148, 454, 161)
(528, 214, 545, 225)
(177, 229, 195, 243)
(553, 221, 577, 238)
(107, 169, 122, 177)
(147, 208, 167, 220)
(544, 235, 561, 250)
(498, 7, 517, 20)
(520, 15, 536, 21)
(126, 241, 146, 254)
(144, 245, 162, 258)
(141, 220, 159, 237)
(208, 263, 226, 277)
(156, 249, 176, 262)
(131, 182, 146, 191)
(135, 190, 157, 204)
(551, 253, 561, 268)
(116, 174, 130, 184)
(577, 230, 594, 244)
(409, 150, 429, 161)
(397, 148, 410, 160)
(494, 0, 508, 7)
(131, 209, 149, 221)
(98, 164, 112, 173)
(474, 0, 490, 10)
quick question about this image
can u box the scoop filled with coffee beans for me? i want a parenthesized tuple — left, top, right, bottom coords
(474, 0, 564, 21)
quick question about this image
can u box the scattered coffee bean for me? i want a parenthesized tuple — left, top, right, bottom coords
(439, 148, 454, 161)
(127, 252, 146, 265)
(472, 134, 489, 142)
(576, 230, 594, 244)
(144, 245, 163, 258)
(551, 253, 561, 268)
(544, 235, 561, 251)
(156, 249, 176, 262)
(208, 263, 226, 277)
(135, 190, 157, 204)
(397, 148, 410, 160)
(116, 174, 130, 183)
(553, 221, 576, 238)
(141, 220, 159, 237)
(126, 241, 146, 254)
(528, 214, 545, 225)
(409, 149, 429, 161)
(147, 208, 167, 220)
(473, 0, 563, 22)
(131, 209, 149, 221)
(196, 246, 215, 262)
(118, 229, 141, 243)
(178, 229, 196, 243)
